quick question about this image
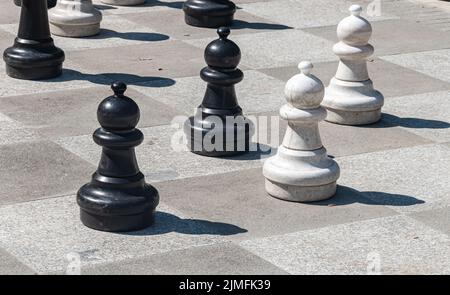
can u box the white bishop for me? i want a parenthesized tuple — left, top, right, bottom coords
(263, 61, 340, 202)
(322, 4, 384, 125)
(49, 0, 102, 37)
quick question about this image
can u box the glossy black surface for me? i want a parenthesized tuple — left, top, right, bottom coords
(77, 82, 159, 232)
(183, 0, 236, 28)
(14, 0, 57, 9)
(184, 27, 252, 157)
(4, 0, 64, 80)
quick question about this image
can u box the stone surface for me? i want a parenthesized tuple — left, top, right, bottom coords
(0, 141, 94, 206)
(49, 0, 102, 37)
(409, 207, 450, 236)
(322, 5, 384, 125)
(83, 243, 287, 274)
(263, 61, 340, 202)
(0, 248, 35, 275)
(240, 215, 450, 274)
(101, 0, 145, 6)
(156, 168, 397, 239)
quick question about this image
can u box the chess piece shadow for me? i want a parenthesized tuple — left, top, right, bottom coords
(231, 20, 292, 31)
(87, 29, 169, 42)
(225, 143, 275, 161)
(312, 185, 425, 207)
(122, 211, 248, 236)
(42, 68, 176, 87)
(365, 113, 450, 129)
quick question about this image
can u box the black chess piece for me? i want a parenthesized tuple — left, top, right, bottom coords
(4, 0, 64, 80)
(77, 82, 159, 232)
(14, 0, 57, 8)
(184, 27, 252, 157)
(183, 0, 236, 28)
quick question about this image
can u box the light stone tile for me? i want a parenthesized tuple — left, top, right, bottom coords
(55, 123, 273, 183)
(0, 15, 171, 52)
(240, 0, 396, 29)
(381, 49, 450, 83)
(382, 90, 450, 143)
(409, 206, 450, 236)
(0, 119, 42, 145)
(0, 248, 35, 275)
(240, 215, 450, 274)
(0, 196, 238, 274)
(131, 70, 285, 115)
(92, 0, 182, 15)
(183, 29, 336, 69)
(337, 144, 450, 214)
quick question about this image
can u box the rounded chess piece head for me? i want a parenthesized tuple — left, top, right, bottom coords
(204, 27, 241, 69)
(97, 81, 140, 131)
(284, 61, 324, 109)
(337, 4, 372, 46)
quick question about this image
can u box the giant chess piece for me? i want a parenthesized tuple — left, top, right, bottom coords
(183, 0, 236, 28)
(184, 27, 252, 157)
(14, 0, 57, 8)
(100, 0, 145, 6)
(4, 0, 64, 80)
(49, 0, 102, 37)
(322, 5, 384, 125)
(77, 82, 159, 232)
(263, 61, 340, 202)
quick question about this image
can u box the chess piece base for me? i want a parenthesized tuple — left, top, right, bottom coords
(3, 41, 65, 80)
(100, 0, 145, 6)
(265, 179, 337, 203)
(184, 109, 252, 157)
(183, 0, 235, 28)
(263, 146, 340, 202)
(323, 78, 384, 125)
(77, 173, 159, 232)
(50, 22, 100, 37)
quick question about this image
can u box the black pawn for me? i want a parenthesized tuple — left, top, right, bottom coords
(183, 0, 236, 28)
(77, 82, 159, 232)
(14, 0, 57, 8)
(184, 27, 252, 157)
(4, 0, 64, 80)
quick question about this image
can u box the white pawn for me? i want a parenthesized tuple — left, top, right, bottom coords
(49, 0, 102, 37)
(100, 0, 145, 6)
(322, 4, 384, 125)
(263, 61, 340, 202)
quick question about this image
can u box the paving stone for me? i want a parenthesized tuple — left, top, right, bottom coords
(184, 29, 336, 69)
(337, 144, 450, 214)
(0, 29, 16, 54)
(0, 197, 241, 274)
(382, 90, 450, 143)
(304, 19, 450, 56)
(240, 0, 395, 29)
(83, 243, 287, 275)
(0, 86, 182, 138)
(0, 141, 94, 206)
(409, 207, 450, 236)
(0, 248, 35, 275)
(240, 215, 450, 274)
(381, 49, 450, 84)
(155, 167, 398, 239)
(121, 8, 291, 41)
(66, 41, 205, 83)
(259, 59, 450, 99)
(0, 119, 42, 146)
(131, 70, 285, 115)
(0, 1, 20, 25)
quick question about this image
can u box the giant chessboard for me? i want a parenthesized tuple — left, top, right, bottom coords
(0, 0, 450, 274)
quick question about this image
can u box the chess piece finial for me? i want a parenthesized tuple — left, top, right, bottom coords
(100, 0, 145, 6)
(184, 27, 253, 157)
(4, 0, 64, 80)
(322, 4, 384, 125)
(263, 61, 340, 202)
(77, 82, 159, 232)
(49, 0, 102, 38)
(183, 0, 236, 28)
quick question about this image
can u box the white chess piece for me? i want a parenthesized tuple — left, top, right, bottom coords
(322, 4, 384, 125)
(49, 0, 102, 37)
(100, 0, 145, 6)
(263, 61, 340, 202)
